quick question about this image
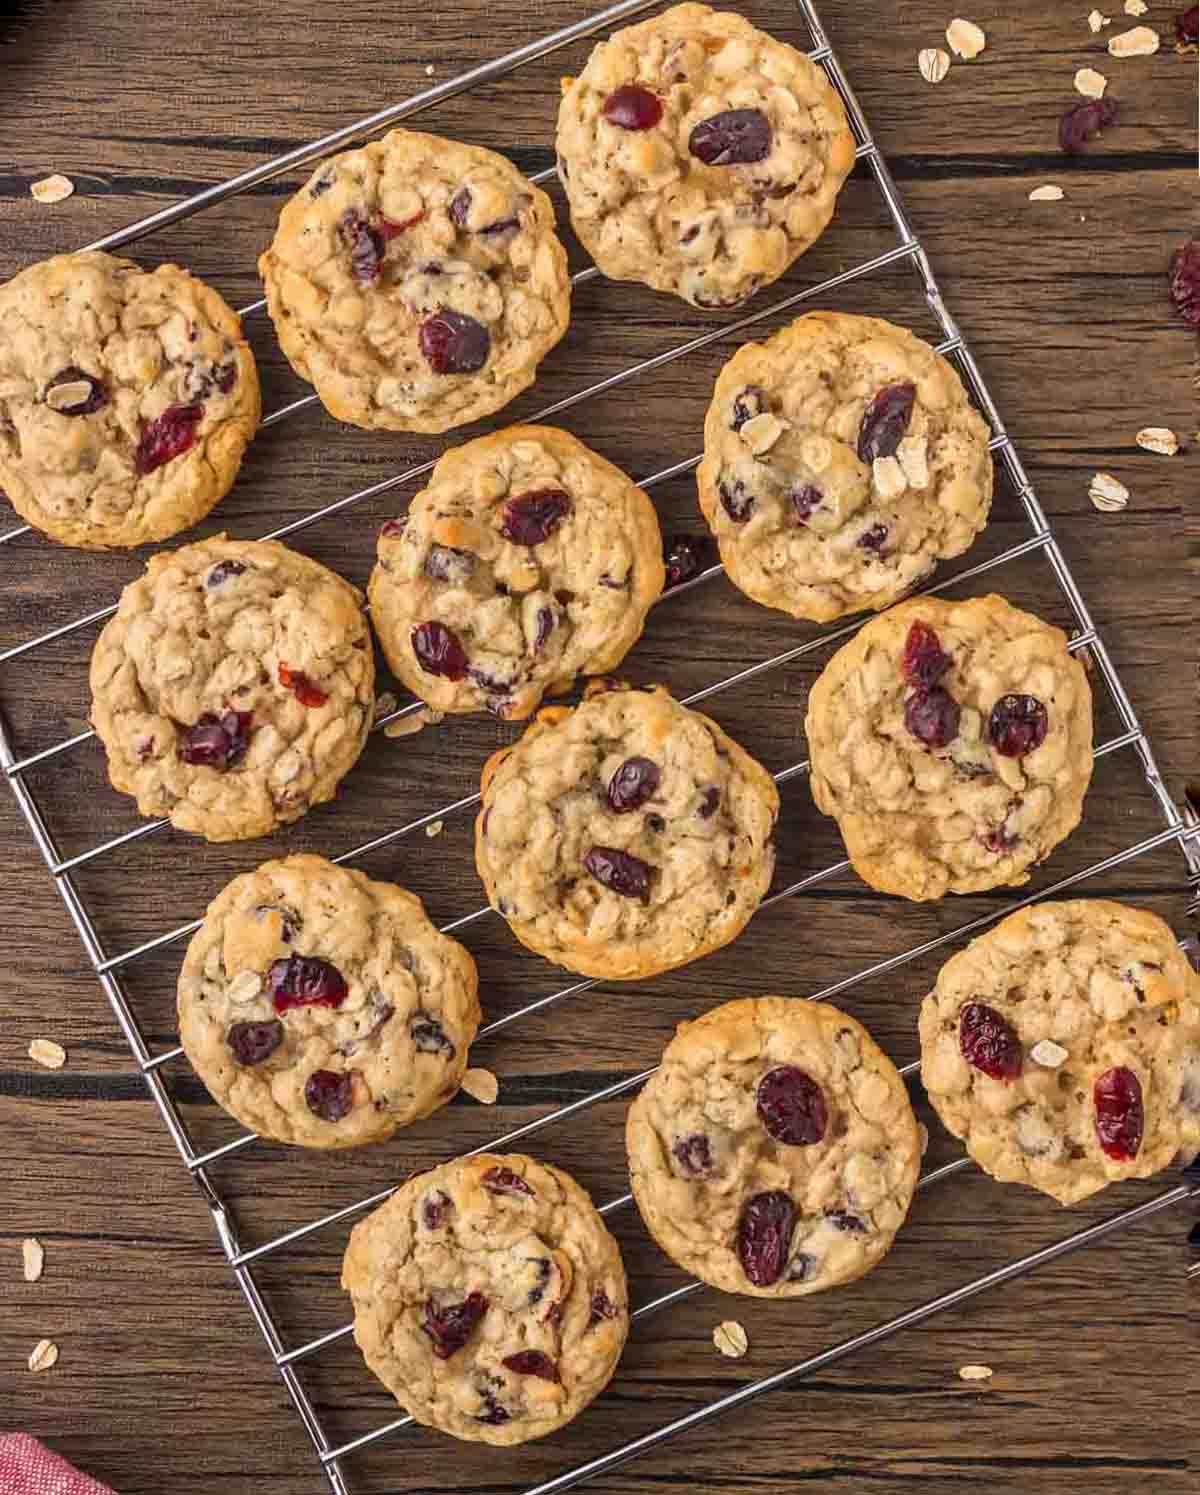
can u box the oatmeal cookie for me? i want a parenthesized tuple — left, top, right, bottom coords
(178, 854, 480, 1149)
(920, 900, 1200, 1204)
(342, 1152, 628, 1444)
(475, 683, 779, 979)
(627, 996, 920, 1296)
(0, 251, 260, 548)
(555, 4, 856, 308)
(369, 424, 665, 719)
(259, 129, 570, 433)
(806, 595, 1093, 899)
(90, 535, 374, 841)
(697, 312, 994, 621)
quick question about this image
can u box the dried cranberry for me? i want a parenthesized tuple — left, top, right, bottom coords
(476, 1391, 510, 1425)
(958, 1002, 1022, 1082)
(1059, 96, 1119, 154)
(425, 544, 474, 581)
(410, 1012, 455, 1057)
(857, 383, 916, 463)
(718, 477, 753, 522)
(178, 709, 252, 769)
(671, 1133, 713, 1176)
(226, 1019, 283, 1066)
(602, 84, 663, 130)
(422, 1189, 451, 1229)
(664, 533, 712, 588)
(412, 620, 468, 679)
(205, 559, 246, 588)
(502, 1350, 558, 1381)
(1179, 6, 1199, 45)
(901, 621, 951, 688)
(857, 522, 889, 553)
(756, 1065, 828, 1146)
(583, 845, 652, 902)
(1094, 1066, 1144, 1160)
(904, 687, 960, 748)
(213, 361, 238, 395)
(418, 309, 490, 374)
(736, 1190, 795, 1287)
(482, 1166, 534, 1196)
(988, 694, 1048, 757)
(589, 1290, 618, 1325)
(448, 188, 472, 227)
(730, 386, 766, 431)
(982, 822, 1019, 854)
(278, 662, 328, 708)
(1169, 240, 1200, 328)
(46, 366, 108, 415)
(379, 211, 424, 240)
(826, 1211, 867, 1234)
(339, 211, 386, 283)
(135, 403, 203, 475)
(689, 108, 772, 166)
(607, 756, 660, 813)
(267, 955, 348, 1013)
(791, 484, 823, 523)
(500, 488, 571, 546)
(379, 517, 405, 538)
(305, 1068, 354, 1122)
(698, 785, 721, 818)
(422, 1292, 488, 1359)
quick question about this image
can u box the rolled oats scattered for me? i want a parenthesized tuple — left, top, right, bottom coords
(1108, 23, 1161, 54)
(1088, 9, 1111, 30)
(946, 18, 987, 58)
(30, 174, 74, 205)
(227, 970, 263, 1005)
(1074, 66, 1109, 96)
(372, 691, 398, 722)
(1124, 0, 1148, 14)
(918, 47, 952, 84)
(28, 1338, 59, 1373)
(45, 379, 94, 412)
(21, 1238, 45, 1283)
(739, 411, 787, 454)
(1088, 471, 1130, 511)
(1135, 426, 1180, 455)
(1031, 1038, 1070, 1068)
(424, 819, 445, 838)
(1029, 184, 1066, 200)
(460, 1067, 499, 1104)
(958, 1363, 994, 1381)
(28, 1038, 66, 1070)
(713, 1320, 749, 1358)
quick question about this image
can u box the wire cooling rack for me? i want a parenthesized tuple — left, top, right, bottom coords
(2, 1, 1198, 1489)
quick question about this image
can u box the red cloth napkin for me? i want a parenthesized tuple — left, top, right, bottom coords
(0, 1435, 116, 1495)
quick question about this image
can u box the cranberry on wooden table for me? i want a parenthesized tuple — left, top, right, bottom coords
(1169, 239, 1200, 328)
(1059, 97, 1118, 154)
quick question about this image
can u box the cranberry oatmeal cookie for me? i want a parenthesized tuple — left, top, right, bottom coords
(90, 536, 374, 841)
(475, 683, 779, 979)
(342, 1152, 628, 1444)
(259, 129, 570, 433)
(555, 4, 855, 309)
(697, 312, 994, 622)
(628, 997, 920, 1296)
(806, 595, 1093, 899)
(920, 900, 1200, 1205)
(370, 425, 664, 720)
(0, 251, 260, 548)
(178, 854, 480, 1149)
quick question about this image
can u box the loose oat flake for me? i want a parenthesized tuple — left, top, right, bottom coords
(958, 1363, 993, 1381)
(918, 47, 952, 83)
(28, 1038, 66, 1070)
(28, 1338, 58, 1373)
(1031, 1038, 1070, 1068)
(1135, 426, 1180, 455)
(713, 1320, 749, 1358)
(1089, 9, 1111, 30)
(1109, 23, 1161, 53)
(30, 174, 74, 205)
(1089, 472, 1130, 511)
(21, 1238, 45, 1283)
(1124, 0, 1148, 14)
(946, 18, 987, 57)
(424, 819, 445, 838)
(460, 1067, 499, 1104)
(1075, 66, 1109, 97)
(1029, 184, 1065, 200)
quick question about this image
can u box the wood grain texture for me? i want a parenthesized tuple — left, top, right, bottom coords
(0, 2, 1196, 1493)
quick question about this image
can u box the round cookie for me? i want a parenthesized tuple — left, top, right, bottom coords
(627, 996, 920, 1297)
(178, 854, 481, 1149)
(555, 3, 856, 309)
(342, 1152, 628, 1444)
(0, 251, 260, 548)
(475, 683, 779, 979)
(259, 128, 570, 433)
(369, 424, 665, 720)
(806, 595, 1093, 900)
(696, 312, 994, 622)
(920, 900, 1200, 1205)
(90, 535, 374, 842)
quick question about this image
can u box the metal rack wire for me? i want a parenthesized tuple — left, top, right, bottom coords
(2, 1, 1197, 1490)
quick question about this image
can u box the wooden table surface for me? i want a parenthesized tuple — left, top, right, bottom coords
(1, 2, 1197, 1492)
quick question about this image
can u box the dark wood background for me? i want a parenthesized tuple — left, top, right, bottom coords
(1, 2, 1196, 1492)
